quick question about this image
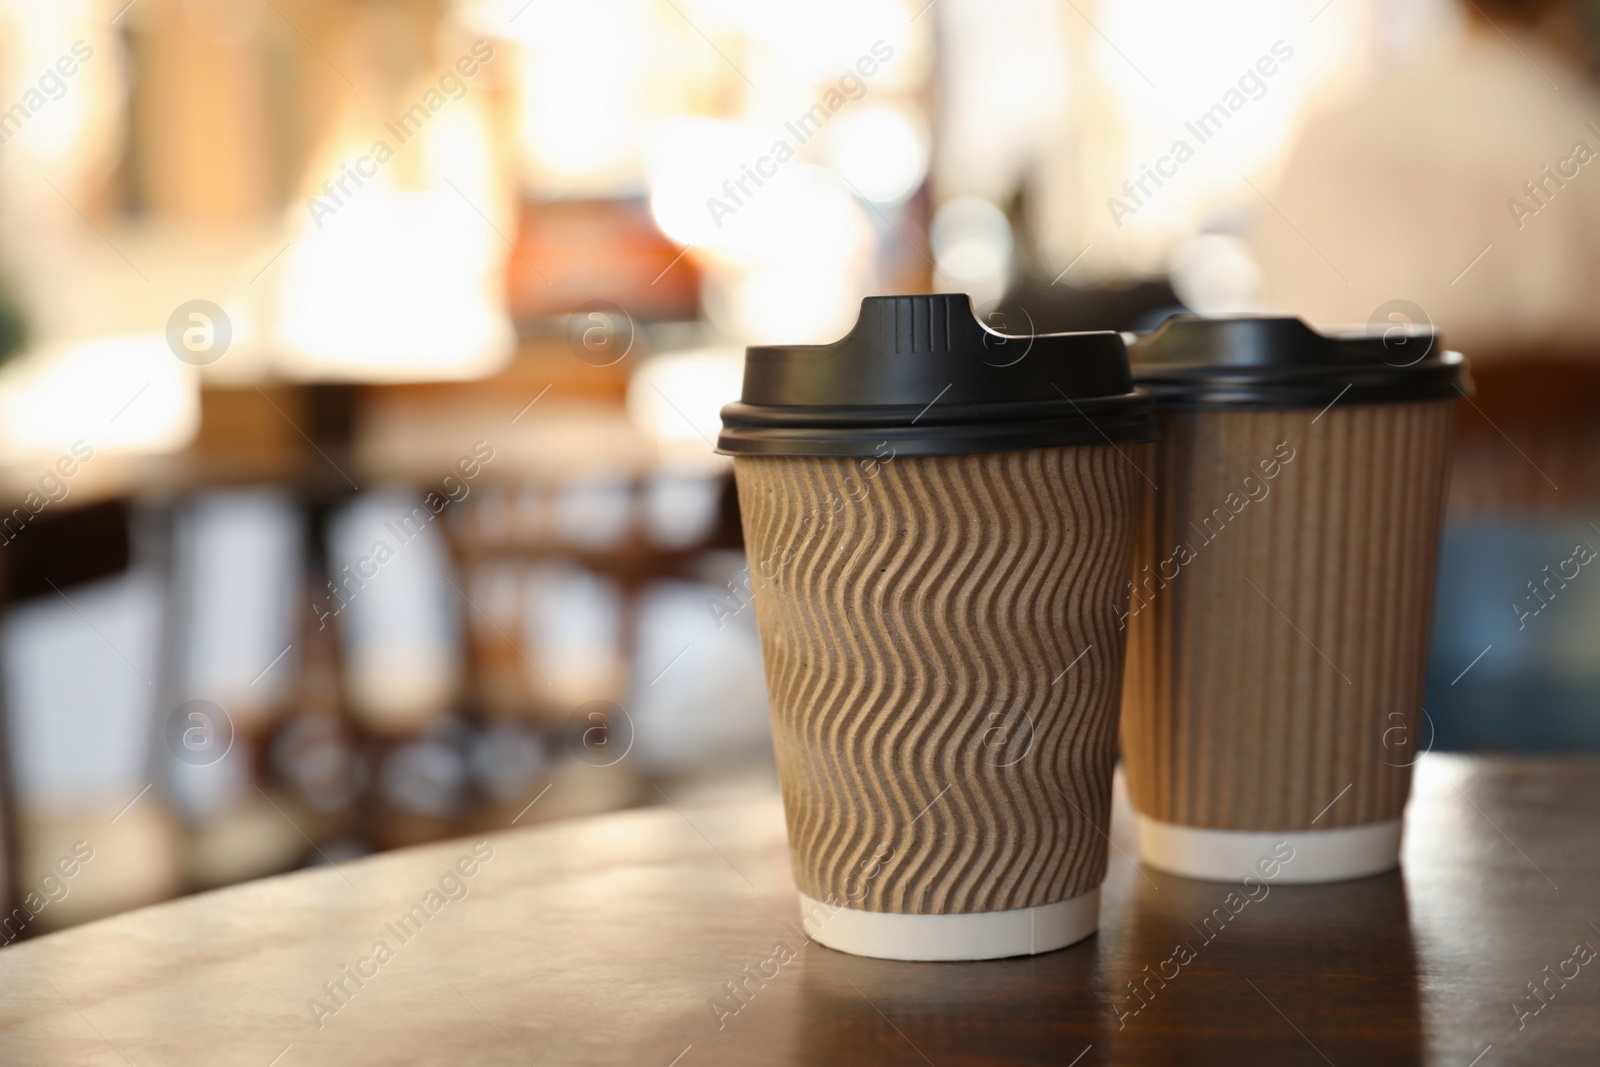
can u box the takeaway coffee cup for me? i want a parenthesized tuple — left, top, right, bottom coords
(717, 294, 1156, 960)
(1119, 315, 1470, 883)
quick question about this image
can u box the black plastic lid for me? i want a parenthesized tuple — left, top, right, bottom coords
(717, 294, 1157, 457)
(1127, 314, 1472, 409)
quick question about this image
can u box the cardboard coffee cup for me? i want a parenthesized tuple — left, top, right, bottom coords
(718, 294, 1156, 960)
(1120, 316, 1470, 884)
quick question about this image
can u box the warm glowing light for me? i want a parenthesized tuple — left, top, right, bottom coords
(931, 196, 1012, 306)
(825, 107, 928, 203)
(0, 3, 114, 167)
(0, 335, 198, 457)
(1074, 0, 1359, 274)
(648, 120, 872, 281)
(725, 264, 858, 345)
(681, 0, 911, 76)
(507, 0, 647, 192)
(626, 347, 743, 471)
(645, 118, 766, 252)
(272, 103, 512, 382)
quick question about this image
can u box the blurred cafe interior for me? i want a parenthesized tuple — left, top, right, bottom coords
(0, 0, 1597, 938)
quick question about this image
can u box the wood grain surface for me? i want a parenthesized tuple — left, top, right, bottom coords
(1121, 401, 1455, 830)
(734, 447, 1140, 914)
(0, 755, 1595, 1066)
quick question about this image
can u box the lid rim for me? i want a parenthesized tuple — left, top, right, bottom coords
(1128, 316, 1472, 407)
(720, 391, 1148, 426)
(1138, 389, 1465, 411)
(716, 413, 1159, 458)
(720, 293, 1153, 457)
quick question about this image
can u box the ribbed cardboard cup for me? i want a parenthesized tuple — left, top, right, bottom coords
(719, 294, 1156, 959)
(1121, 317, 1466, 884)
(735, 446, 1139, 959)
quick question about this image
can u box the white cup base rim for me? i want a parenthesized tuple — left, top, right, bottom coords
(1135, 814, 1403, 884)
(796, 887, 1100, 961)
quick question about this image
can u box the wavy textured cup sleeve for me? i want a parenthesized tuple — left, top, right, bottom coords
(734, 446, 1140, 915)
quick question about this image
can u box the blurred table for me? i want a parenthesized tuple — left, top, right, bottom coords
(0, 754, 1596, 1065)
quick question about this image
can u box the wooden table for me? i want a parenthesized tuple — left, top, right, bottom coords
(0, 754, 1596, 1065)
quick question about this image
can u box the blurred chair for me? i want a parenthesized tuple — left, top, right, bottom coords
(0, 499, 181, 936)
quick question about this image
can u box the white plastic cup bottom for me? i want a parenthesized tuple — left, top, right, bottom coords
(797, 887, 1100, 961)
(1135, 815, 1403, 884)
